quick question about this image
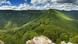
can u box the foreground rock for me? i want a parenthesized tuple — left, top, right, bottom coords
(26, 35, 73, 44)
(26, 35, 55, 44)
(0, 40, 4, 44)
(61, 41, 73, 44)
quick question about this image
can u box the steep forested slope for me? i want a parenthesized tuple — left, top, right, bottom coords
(60, 10, 78, 20)
(0, 10, 78, 44)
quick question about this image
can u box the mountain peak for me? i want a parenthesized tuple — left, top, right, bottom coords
(46, 9, 74, 21)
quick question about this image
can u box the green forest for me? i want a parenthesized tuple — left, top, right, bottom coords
(0, 9, 78, 44)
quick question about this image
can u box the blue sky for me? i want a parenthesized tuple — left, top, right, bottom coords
(0, 0, 78, 11)
(7, 0, 31, 5)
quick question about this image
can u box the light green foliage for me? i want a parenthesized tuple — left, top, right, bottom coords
(70, 35, 78, 44)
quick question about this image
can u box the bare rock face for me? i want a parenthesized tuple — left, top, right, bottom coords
(61, 41, 67, 44)
(26, 36, 73, 44)
(61, 41, 73, 44)
(67, 42, 73, 44)
(26, 35, 55, 44)
(0, 40, 4, 44)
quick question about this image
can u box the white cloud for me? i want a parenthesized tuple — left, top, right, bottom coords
(0, 0, 78, 11)
(31, 0, 49, 4)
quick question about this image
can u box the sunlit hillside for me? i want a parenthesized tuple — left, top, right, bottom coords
(0, 10, 78, 44)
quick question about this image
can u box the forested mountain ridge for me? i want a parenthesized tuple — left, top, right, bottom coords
(0, 10, 78, 44)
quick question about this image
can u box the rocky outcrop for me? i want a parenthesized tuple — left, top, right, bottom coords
(26, 35, 55, 44)
(61, 41, 73, 44)
(26, 36, 73, 44)
(0, 40, 4, 44)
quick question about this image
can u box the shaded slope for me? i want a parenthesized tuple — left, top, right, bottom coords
(60, 10, 78, 20)
(16, 10, 78, 32)
(0, 10, 44, 27)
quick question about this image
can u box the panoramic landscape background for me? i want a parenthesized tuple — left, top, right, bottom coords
(0, 0, 78, 44)
(0, 10, 78, 44)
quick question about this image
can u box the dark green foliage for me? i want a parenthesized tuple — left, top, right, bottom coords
(0, 10, 78, 44)
(23, 31, 38, 41)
